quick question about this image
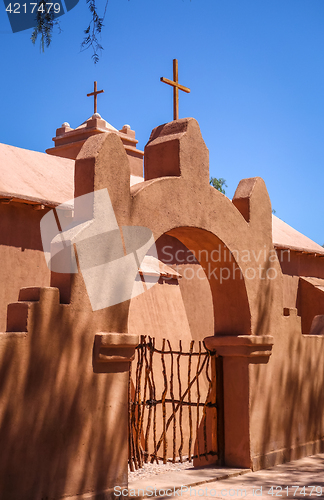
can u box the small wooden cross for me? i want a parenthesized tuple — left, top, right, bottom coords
(87, 81, 104, 115)
(160, 59, 190, 121)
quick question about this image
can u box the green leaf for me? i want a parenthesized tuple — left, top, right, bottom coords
(210, 177, 227, 195)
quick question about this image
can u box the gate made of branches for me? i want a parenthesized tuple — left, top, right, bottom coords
(128, 336, 220, 471)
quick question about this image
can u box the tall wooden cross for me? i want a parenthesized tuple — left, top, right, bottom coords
(87, 81, 104, 115)
(160, 59, 190, 121)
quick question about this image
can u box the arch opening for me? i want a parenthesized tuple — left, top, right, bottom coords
(127, 226, 252, 473)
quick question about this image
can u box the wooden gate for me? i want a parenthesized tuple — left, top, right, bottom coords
(128, 336, 222, 470)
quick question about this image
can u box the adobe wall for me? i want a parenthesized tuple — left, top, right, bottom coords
(0, 202, 51, 331)
(277, 251, 324, 332)
(279, 249, 324, 279)
(0, 134, 137, 500)
(249, 308, 324, 469)
(156, 234, 214, 341)
(0, 288, 132, 500)
(1, 117, 324, 500)
(128, 234, 214, 342)
(51, 118, 324, 473)
(297, 278, 324, 334)
(132, 118, 324, 470)
(128, 235, 215, 466)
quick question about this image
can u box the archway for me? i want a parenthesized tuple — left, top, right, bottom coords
(166, 227, 251, 336)
(128, 226, 252, 471)
(125, 118, 277, 471)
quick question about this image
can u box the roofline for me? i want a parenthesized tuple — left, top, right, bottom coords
(274, 243, 324, 257)
(0, 192, 73, 210)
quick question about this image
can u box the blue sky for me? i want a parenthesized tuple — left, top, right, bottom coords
(1, 0, 323, 245)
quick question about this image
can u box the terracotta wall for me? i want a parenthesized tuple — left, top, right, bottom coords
(128, 233, 215, 346)
(128, 277, 192, 341)
(138, 118, 324, 470)
(0, 202, 50, 332)
(297, 278, 324, 333)
(1, 117, 324, 500)
(128, 234, 216, 465)
(277, 250, 324, 331)
(0, 287, 131, 500)
(250, 308, 324, 470)
(278, 249, 324, 279)
(0, 132, 136, 499)
(152, 234, 214, 340)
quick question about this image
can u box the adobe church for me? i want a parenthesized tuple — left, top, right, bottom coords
(0, 80, 324, 499)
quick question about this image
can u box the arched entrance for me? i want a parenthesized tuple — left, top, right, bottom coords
(128, 227, 252, 470)
(166, 227, 251, 336)
(126, 117, 277, 471)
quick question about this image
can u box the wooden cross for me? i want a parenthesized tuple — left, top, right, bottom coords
(87, 81, 104, 115)
(160, 59, 190, 121)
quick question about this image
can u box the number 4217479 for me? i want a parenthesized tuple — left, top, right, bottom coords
(6, 3, 61, 13)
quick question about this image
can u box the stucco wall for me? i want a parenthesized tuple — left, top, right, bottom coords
(0, 202, 50, 332)
(1, 117, 324, 500)
(0, 288, 130, 500)
(250, 309, 324, 470)
(279, 250, 324, 279)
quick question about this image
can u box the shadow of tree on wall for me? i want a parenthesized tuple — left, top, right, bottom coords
(0, 203, 52, 332)
(0, 289, 129, 500)
(250, 253, 324, 470)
